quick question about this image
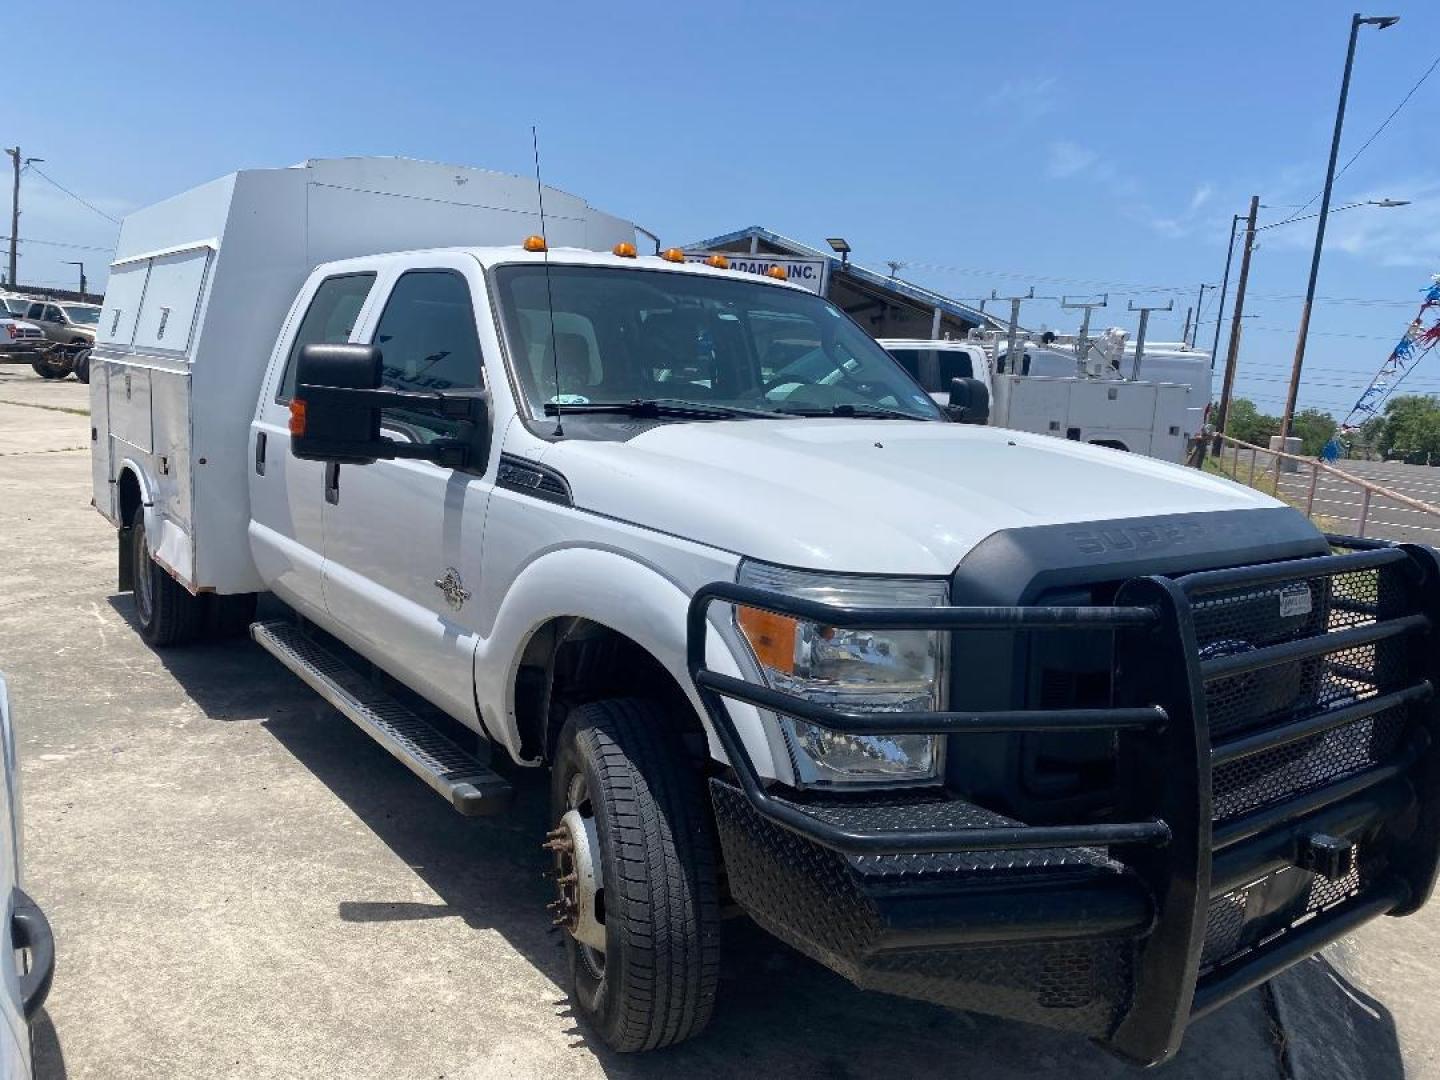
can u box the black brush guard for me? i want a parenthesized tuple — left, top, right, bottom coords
(686, 539, 1440, 1066)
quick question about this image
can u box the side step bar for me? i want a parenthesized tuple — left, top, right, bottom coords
(251, 620, 512, 816)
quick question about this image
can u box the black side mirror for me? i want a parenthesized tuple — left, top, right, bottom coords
(291, 343, 490, 469)
(292, 344, 385, 464)
(945, 377, 991, 425)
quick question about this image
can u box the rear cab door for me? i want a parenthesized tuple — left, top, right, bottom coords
(249, 268, 379, 619)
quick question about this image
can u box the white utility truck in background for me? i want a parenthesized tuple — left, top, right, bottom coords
(879, 332, 1202, 461)
(90, 157, 1440, 1066)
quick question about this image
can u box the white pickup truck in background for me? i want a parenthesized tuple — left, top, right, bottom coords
(87, 157, 1440, 1065)
(879, 334, 1198, 461)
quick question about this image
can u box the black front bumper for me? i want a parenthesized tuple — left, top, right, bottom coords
(687, 539, 1440, 1066)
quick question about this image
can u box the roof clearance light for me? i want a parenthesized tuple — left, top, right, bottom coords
(613, 241, 638, 258)
(523, 235, 548, 252)
(661, 247, 686, 263)
(704, 254, 729, 269)
(766, 265, 788, 280)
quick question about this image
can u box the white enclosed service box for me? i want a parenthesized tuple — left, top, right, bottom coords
(90, 157, 635, 594)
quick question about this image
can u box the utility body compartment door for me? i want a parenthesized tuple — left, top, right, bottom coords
(318, 256, 495, 724)
(88, 363, 112, 519)
(107, 365, 153, 453)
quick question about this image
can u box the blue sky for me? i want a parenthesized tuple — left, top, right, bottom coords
(9, 0, 1440, 418)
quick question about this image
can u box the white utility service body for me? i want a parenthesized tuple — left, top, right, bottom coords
(879, 337, 1195, 461)
(90, 157, 634, 595)
(89, 158, 1440, 1065)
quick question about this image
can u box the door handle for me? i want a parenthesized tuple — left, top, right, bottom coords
(11, 888, 54, 1021)
(324, 461, 340, 505)
(254, 431, 267, 475)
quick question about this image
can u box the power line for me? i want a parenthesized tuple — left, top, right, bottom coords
(0, 234, 112, 253)
(23, 164, 120, 225)
(1272, 48, 1440, 227)
(1245, 324, 1397, 342)
(899, 259, 1420, 310)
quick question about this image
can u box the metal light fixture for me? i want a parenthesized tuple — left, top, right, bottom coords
(826, 237, 851, 267)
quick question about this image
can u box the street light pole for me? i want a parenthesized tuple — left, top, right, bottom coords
(1215, 196, 1260, 441)
(1279, 12, 1400, 439)
(5, 147, 19, 288)
(63, 260, 86, 301)
(1209, 214, 1243, 370)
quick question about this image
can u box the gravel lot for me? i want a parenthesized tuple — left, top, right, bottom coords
(0, 367, 1430, 1078)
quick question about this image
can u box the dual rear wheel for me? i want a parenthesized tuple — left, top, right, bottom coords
(127, 505, 256, 646)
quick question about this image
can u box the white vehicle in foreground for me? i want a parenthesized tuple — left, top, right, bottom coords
(0, 676, 55, 1080)
(89, 158, 1440, 1065)
(879, 336, 1195, 460)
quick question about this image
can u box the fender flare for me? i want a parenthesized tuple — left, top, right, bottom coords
(473, 546, 790, 784)
(115, 457, 159, 538)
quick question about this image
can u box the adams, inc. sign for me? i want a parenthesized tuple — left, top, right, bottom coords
(684, 252, 828, 295)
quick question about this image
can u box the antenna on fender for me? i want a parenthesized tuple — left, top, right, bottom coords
(531, 125, 564, 437)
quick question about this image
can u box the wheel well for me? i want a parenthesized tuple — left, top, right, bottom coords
(118, 468, 142, 526)
(1089, 438, 1130, 452)
(514, 618, 703, 763)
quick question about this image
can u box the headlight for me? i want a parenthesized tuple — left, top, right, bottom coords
(733, 561, 947, 788)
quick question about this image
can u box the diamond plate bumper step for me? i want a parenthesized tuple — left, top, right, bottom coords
(251, 620, 512, 816)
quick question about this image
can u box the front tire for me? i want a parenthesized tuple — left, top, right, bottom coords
(129, 505, 203, 647)
(549, 699, 721, 1052)
(30, 360, 63, 380)
(73, 349, 91, 384)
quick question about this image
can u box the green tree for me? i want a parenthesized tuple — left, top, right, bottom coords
(1225, 398, 1280, 447)
(1379, 395, 1440, 463)
(1352, 415, 1386, 459)
(1290, 408, 1337, 457)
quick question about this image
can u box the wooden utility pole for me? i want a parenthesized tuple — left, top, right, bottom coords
(1213, 195, 1260, 439)
(5, 147, 19, 287)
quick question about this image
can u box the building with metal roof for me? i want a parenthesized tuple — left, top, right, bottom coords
(686, 226, 997, 340)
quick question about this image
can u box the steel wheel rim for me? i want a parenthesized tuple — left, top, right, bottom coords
(133, 524, 153, 623)
(565, 772, 606, 979)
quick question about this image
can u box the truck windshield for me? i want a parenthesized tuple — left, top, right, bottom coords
(885, 347, 975, 393)
(492, 265, 942, 422)
(61, 305, 100, 325)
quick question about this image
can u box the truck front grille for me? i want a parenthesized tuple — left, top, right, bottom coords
(1195, 557, 1413, 824)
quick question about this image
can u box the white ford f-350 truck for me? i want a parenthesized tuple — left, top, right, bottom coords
(90, 158, 1440, 1065)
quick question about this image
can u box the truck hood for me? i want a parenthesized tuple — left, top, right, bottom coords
(537, 419, 1292, 576)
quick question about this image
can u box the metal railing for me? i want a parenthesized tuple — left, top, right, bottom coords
(1204, 433, 1440, 542)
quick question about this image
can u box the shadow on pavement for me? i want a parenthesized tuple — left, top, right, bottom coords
(127, 594, 1290, 1079)
(103, 595, 319, 724)
(1270, 953, 1405, 1079)
(32, 1008, 66, 1080)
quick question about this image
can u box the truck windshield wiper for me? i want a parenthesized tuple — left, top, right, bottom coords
(775, 403, 927, 420)
(543, 398, 788, 420)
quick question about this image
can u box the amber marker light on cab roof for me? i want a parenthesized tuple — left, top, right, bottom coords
(704, 254, 729, 269)
(523, 235, 548, 252)
(613, 241, 638, 258)
(661, 247, 686, 263)
(766, 265, 788, 280)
